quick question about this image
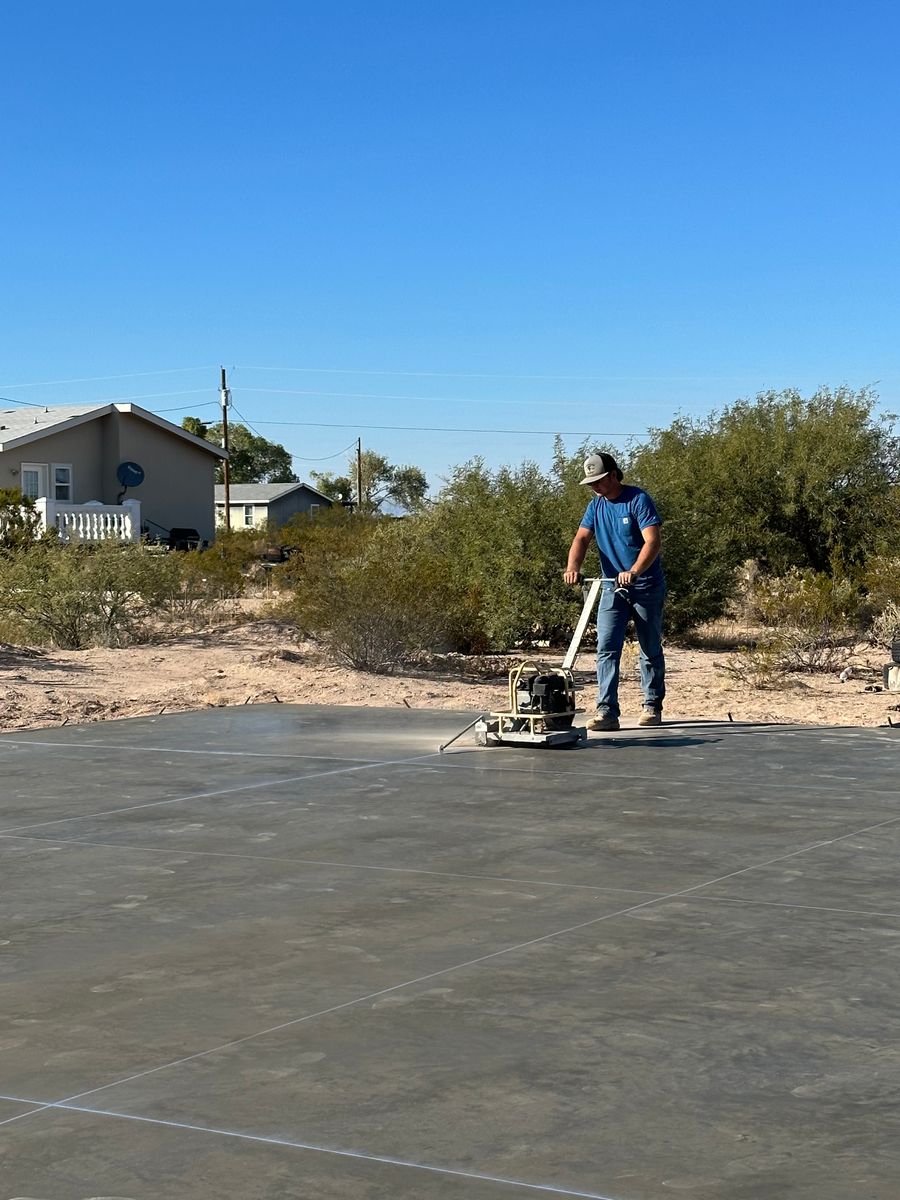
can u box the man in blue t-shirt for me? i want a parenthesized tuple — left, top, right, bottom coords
(564, 452, 666, 731)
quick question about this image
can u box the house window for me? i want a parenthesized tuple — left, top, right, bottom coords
(243, 505, 254, 527)
(310, 503, 320, 516)
(20, 463, 49, 500)
(52, 464, 73, 502)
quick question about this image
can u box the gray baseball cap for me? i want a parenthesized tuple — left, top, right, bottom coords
(579, 452, 622, 485)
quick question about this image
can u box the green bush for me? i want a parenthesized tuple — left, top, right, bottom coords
(0, 542, 168, 648)
(0, 539, 248, 648)
(747, 568, 860, 630)
(730, 568, 858, 675)
(273, 513, 464, 672)
(0, 489, 51, 555)
(870, 601, 900, 654)
(420, 449, 594, 652)
(860, 555, 900, 612)
(629, 387, 900, 634)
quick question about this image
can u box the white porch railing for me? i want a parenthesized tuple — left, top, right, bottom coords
(34, 498, 141, 543)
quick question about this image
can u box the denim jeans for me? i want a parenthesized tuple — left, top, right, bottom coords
(595, 582, 666, 717)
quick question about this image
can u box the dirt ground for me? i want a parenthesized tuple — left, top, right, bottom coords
(1, 619, 897, 733)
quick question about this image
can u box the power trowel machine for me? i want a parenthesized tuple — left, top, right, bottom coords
(438, 576, 617, 752)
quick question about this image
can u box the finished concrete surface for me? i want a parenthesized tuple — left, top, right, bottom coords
(0, 704, 897, 1199)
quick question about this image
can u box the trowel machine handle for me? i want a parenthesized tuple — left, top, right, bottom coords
(576, 574, 631, 602)
(561, 577, 632, 671)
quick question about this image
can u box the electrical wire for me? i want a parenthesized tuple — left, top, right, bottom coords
(99, 389, 213, 404)
(0, 366, 217, 390)
(241, 386, 631, 409)
(237, 363, 756, 383)
(227, 403, 359, 463)
(156, 401, 220, 413)
(0, 394, 45, 409)
(289, 440, 359, 462)
(0, 388, 634, 440)
(250, 418, 632, 437)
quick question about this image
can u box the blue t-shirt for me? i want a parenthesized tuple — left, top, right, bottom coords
(579, 485, 664, 591)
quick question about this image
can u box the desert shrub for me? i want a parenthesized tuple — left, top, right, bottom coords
(274, 513, 462, 672)
(419, 449, 597, 652)
(870, 601, 900, 654)
(632, 387, 899, 571)
(755, 568, 858, 672)
(0, 537, 251, 647)
(0, 542, 175, 648)
(0, 489, 51, 555)
(202, 528, 269, 576)
(747, 567, 860, 630)
(858, 555, 900, 624)
(629, 387, 900, 633)
(721, 568, 858, 681)
(721, 639, 792, 690)
(130, 545, 245, 628)
(722, 626, 853, 685)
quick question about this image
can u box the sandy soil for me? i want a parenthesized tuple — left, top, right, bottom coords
(1, 619, 897, 733)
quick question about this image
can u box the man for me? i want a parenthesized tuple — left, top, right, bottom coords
(564, 452, 666, 731)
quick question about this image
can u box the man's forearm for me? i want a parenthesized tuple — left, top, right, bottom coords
(630, 542, 659, 576)
(564, 530, 593, 583)
(566, 530, 592, 572)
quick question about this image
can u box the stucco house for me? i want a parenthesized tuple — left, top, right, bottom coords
(0, 402, 226, 543)
(215, 481, 333, 530)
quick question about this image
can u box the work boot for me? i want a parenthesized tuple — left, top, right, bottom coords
(587, 710, 620, 732)
(638, 707, 662, 726)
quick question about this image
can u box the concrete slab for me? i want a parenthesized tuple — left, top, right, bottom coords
(0, 1098, 39, 1124)
(70, 900, 900, 1200)
(0, 1106, 549, 1199)
(1, 706, 898, 1198)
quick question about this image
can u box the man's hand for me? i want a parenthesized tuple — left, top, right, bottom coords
(563, 568, 581, 585)
(617, 569, 637, 586)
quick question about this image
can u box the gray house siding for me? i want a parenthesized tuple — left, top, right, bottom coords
(111, 412, 219, 543)
(215, 483, 332, 530)
(0, 404, 224, 544)
(268, 489, 329, 526)
(0, 419, 107, 501)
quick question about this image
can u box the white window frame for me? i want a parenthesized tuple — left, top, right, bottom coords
(20, 462, 49, 500)
(309, 503, 320, 516)
(243, 504, 254, 527)
(52, 463, 73, 502)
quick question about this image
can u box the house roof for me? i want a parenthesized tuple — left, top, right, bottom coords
(0, 403, 228, 457)
(214, 481, 333, 505)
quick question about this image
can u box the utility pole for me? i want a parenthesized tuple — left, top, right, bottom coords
(220, 366, 231, 531)
(356, 437, 363, 514)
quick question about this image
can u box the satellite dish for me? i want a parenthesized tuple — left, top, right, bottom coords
(116, 461, 145, 488)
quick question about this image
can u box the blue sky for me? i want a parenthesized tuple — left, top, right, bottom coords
(2, 1, 897, 491)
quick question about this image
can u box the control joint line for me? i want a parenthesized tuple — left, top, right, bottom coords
(5, 830, 900, 921)
(19, 809, 900, 1116)
(0, 832, 664, 898)
(6, 832, 900, 920)
(0, 735, 714, 786)
(0, 737, 399, 766)
(0, 1096, 621, 1199)
(0, 751, 446, 836)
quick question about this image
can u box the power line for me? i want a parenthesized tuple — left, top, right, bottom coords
(157, 401, 220, 413)
(0, 394, 45, 409)
(251, 419, 637, 437)
(290, 440, 359, 462)
(0, 385, 636, 438)
(227, 402, 264, 439)
(221, 403, 359, 463)
(99, 389, 213, 404)
(1, 390, 213, 410)
(0, 366, 217, 390)
(237, 363, 758, 383)
(242, 386, 633, 409)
